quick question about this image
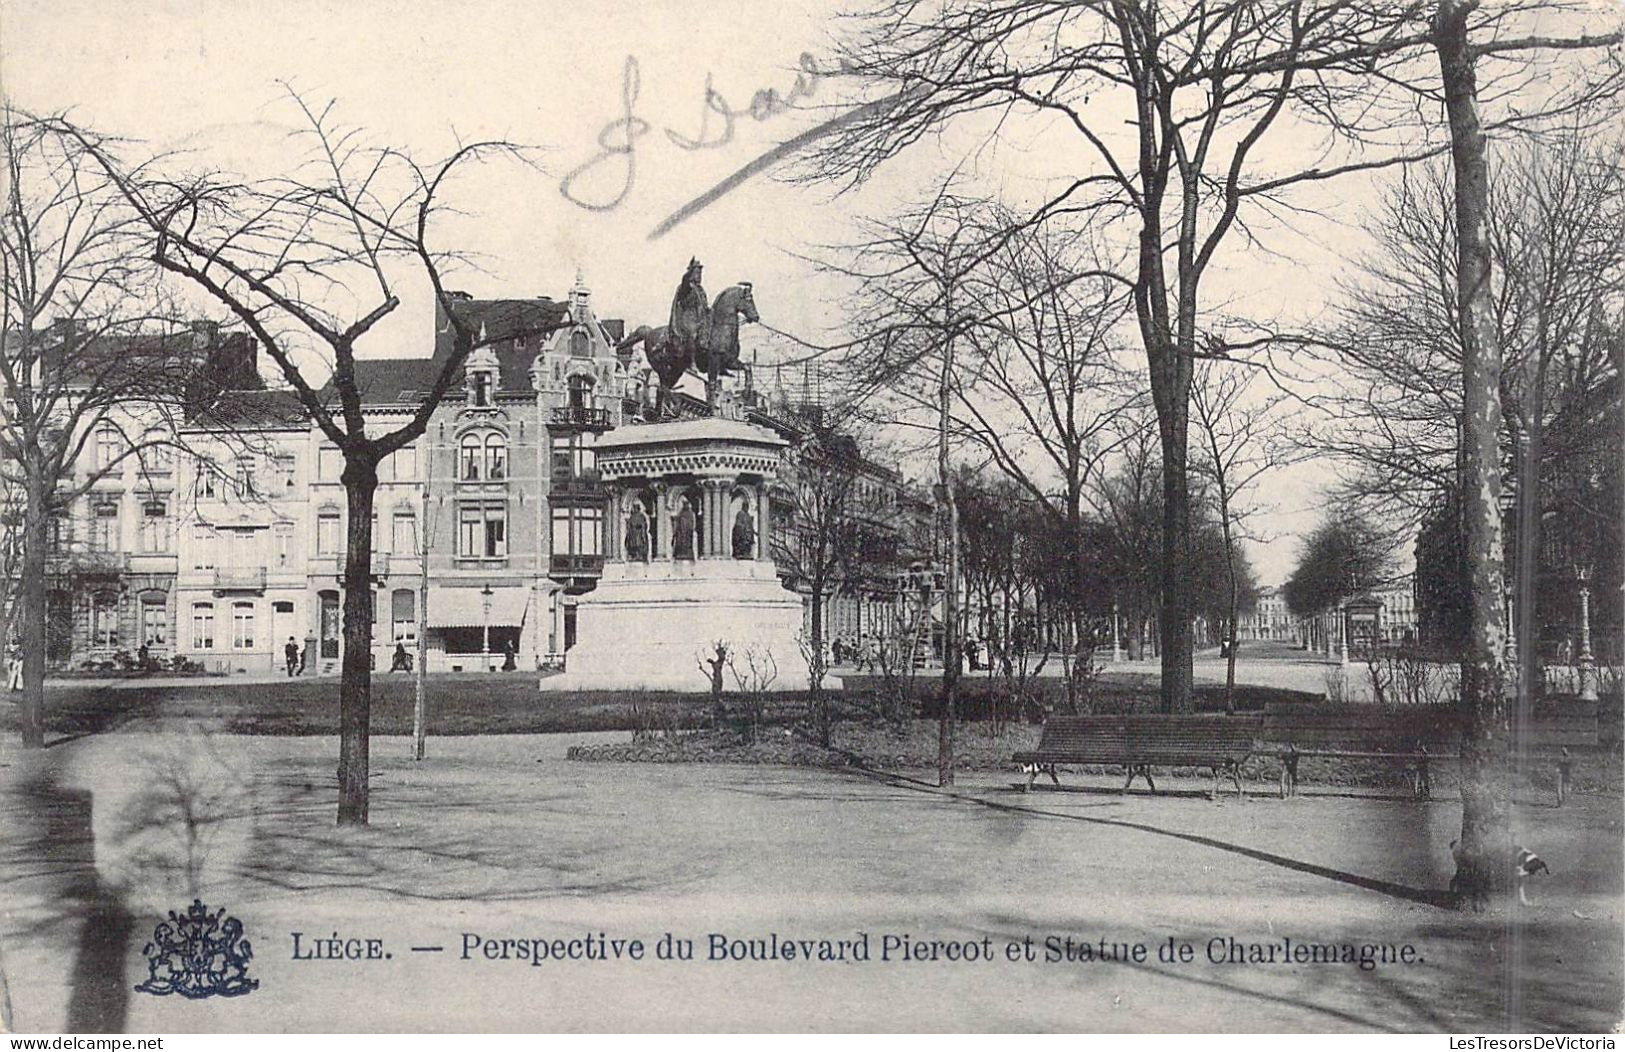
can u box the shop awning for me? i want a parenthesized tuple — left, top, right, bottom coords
(425, 586, 532, 629)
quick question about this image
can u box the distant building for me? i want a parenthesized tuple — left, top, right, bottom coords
(1239, 585, 1293, 642)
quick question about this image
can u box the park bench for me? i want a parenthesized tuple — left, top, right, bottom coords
(1260, 700, 1600, 804)
(1012, 714, 1265, 798)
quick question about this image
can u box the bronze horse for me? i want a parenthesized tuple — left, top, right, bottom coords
(617, 260, 758, 413)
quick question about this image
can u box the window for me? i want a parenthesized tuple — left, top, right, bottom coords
(391, 589, 416, 643)
(191, 602, 215, 649)
(223, 527, 259, 568)
(551, 434, 595, 479)
(236, 456, 258, 497)
(458, 502, 507, 559)
(570, 330, 590, 358)
(195, 461, 218, 499)
(392, 508, 418, 555)
(551, 506, 602, 557)
(90, 502, 119, 552)
(472, 371, 493, 407)
(90, 592, 119, 648)
(273, 521, 294, 567)
(318, 446, 342, 482)
(141, 598, 168, 646)
(316, 509, 342, 555)
(461, 435, 482, 480)
(139, 499, 171, 553)
(274, 455, 296, 490)
(192, 523, 216, 569)
(231, 602, 255, 649)
(48, 512, 69, 554)
(568, 373, 593, 408)
(94, 427, 121, 471)
(141, 429, 172, 473)
(385, 446, 416, 483)
(485, 434, 507, 480)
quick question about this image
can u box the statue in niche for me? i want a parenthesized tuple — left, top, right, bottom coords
(732, 503, 756, 560)
(673, 498, 697, 560)
(625, 502, 650, 562)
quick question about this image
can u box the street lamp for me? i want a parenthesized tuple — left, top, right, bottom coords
(480, 583, 494, 671)
(1575, 564, 1597, 702)
(1111, 600, 1122, 664)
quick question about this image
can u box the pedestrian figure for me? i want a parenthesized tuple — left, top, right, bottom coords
(284, 637, 299, 677)
(6, 640, 21, 692)
(390, 641, 412, 673)
(501, 638, 517, 672)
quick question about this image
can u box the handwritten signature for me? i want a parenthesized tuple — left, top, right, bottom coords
(559, 53, 871, 238)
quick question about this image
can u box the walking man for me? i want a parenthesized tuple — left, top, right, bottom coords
(284, 636, 299, 678)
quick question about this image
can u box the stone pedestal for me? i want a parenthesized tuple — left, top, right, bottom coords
(539, 417, 818, 693)
(538, 560, 811, 691)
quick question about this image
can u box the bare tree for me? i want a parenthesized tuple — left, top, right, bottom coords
(54, 94, 567, 824)
(804, 0, 1481, 712)
(1190, 361, 1299, 709)
(773, 425, 890, 746)
(1427, 0, 1622, 911)
(0, 108, 214, 748)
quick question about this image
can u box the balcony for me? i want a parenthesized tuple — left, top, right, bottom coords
(550, 472, 604, 501)
(213, 566, 267, 592)
(47, 549, 128, 577)
(550, 553, 605, 577)
(550, 405, 612, 431)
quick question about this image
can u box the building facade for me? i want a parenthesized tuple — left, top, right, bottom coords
(15, 277, 928, 676)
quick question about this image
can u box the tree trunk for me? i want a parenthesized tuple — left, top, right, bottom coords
(1513, 361, 1546, 747)
(337, 455, 379, 826)
(939, 482, 959, 786)
(1436, 0, 1514, 906)
(1157, 402, 1195, 713)
(1223, 516, 1239, 715)
(809, 578, 829, 747)
(17, 475, 49, 749)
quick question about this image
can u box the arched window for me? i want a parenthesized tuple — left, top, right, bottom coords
(570, 330, 590, 358)
(485, 434, 507, 480)
(460, 434, 482, 480)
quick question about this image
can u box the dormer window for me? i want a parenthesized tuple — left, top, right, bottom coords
(465, 343, 500, 407)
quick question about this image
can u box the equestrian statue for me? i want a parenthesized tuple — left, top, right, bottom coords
(616, 258, 759, 414)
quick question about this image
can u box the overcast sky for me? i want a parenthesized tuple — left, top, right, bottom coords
(2, 0, 1492, 584)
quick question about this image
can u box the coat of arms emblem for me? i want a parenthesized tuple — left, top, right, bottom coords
(134, 899, 260, 999)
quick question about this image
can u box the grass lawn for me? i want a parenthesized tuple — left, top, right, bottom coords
(2, 673, 830, 737)
(5, 671, 1324, 741)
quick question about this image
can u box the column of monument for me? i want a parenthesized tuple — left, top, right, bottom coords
(755, 483, 772, 564)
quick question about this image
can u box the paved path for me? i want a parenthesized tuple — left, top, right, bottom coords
(1, 731, 1618, 1032)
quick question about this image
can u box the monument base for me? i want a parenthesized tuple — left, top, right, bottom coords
(539, 560, 821, 693)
